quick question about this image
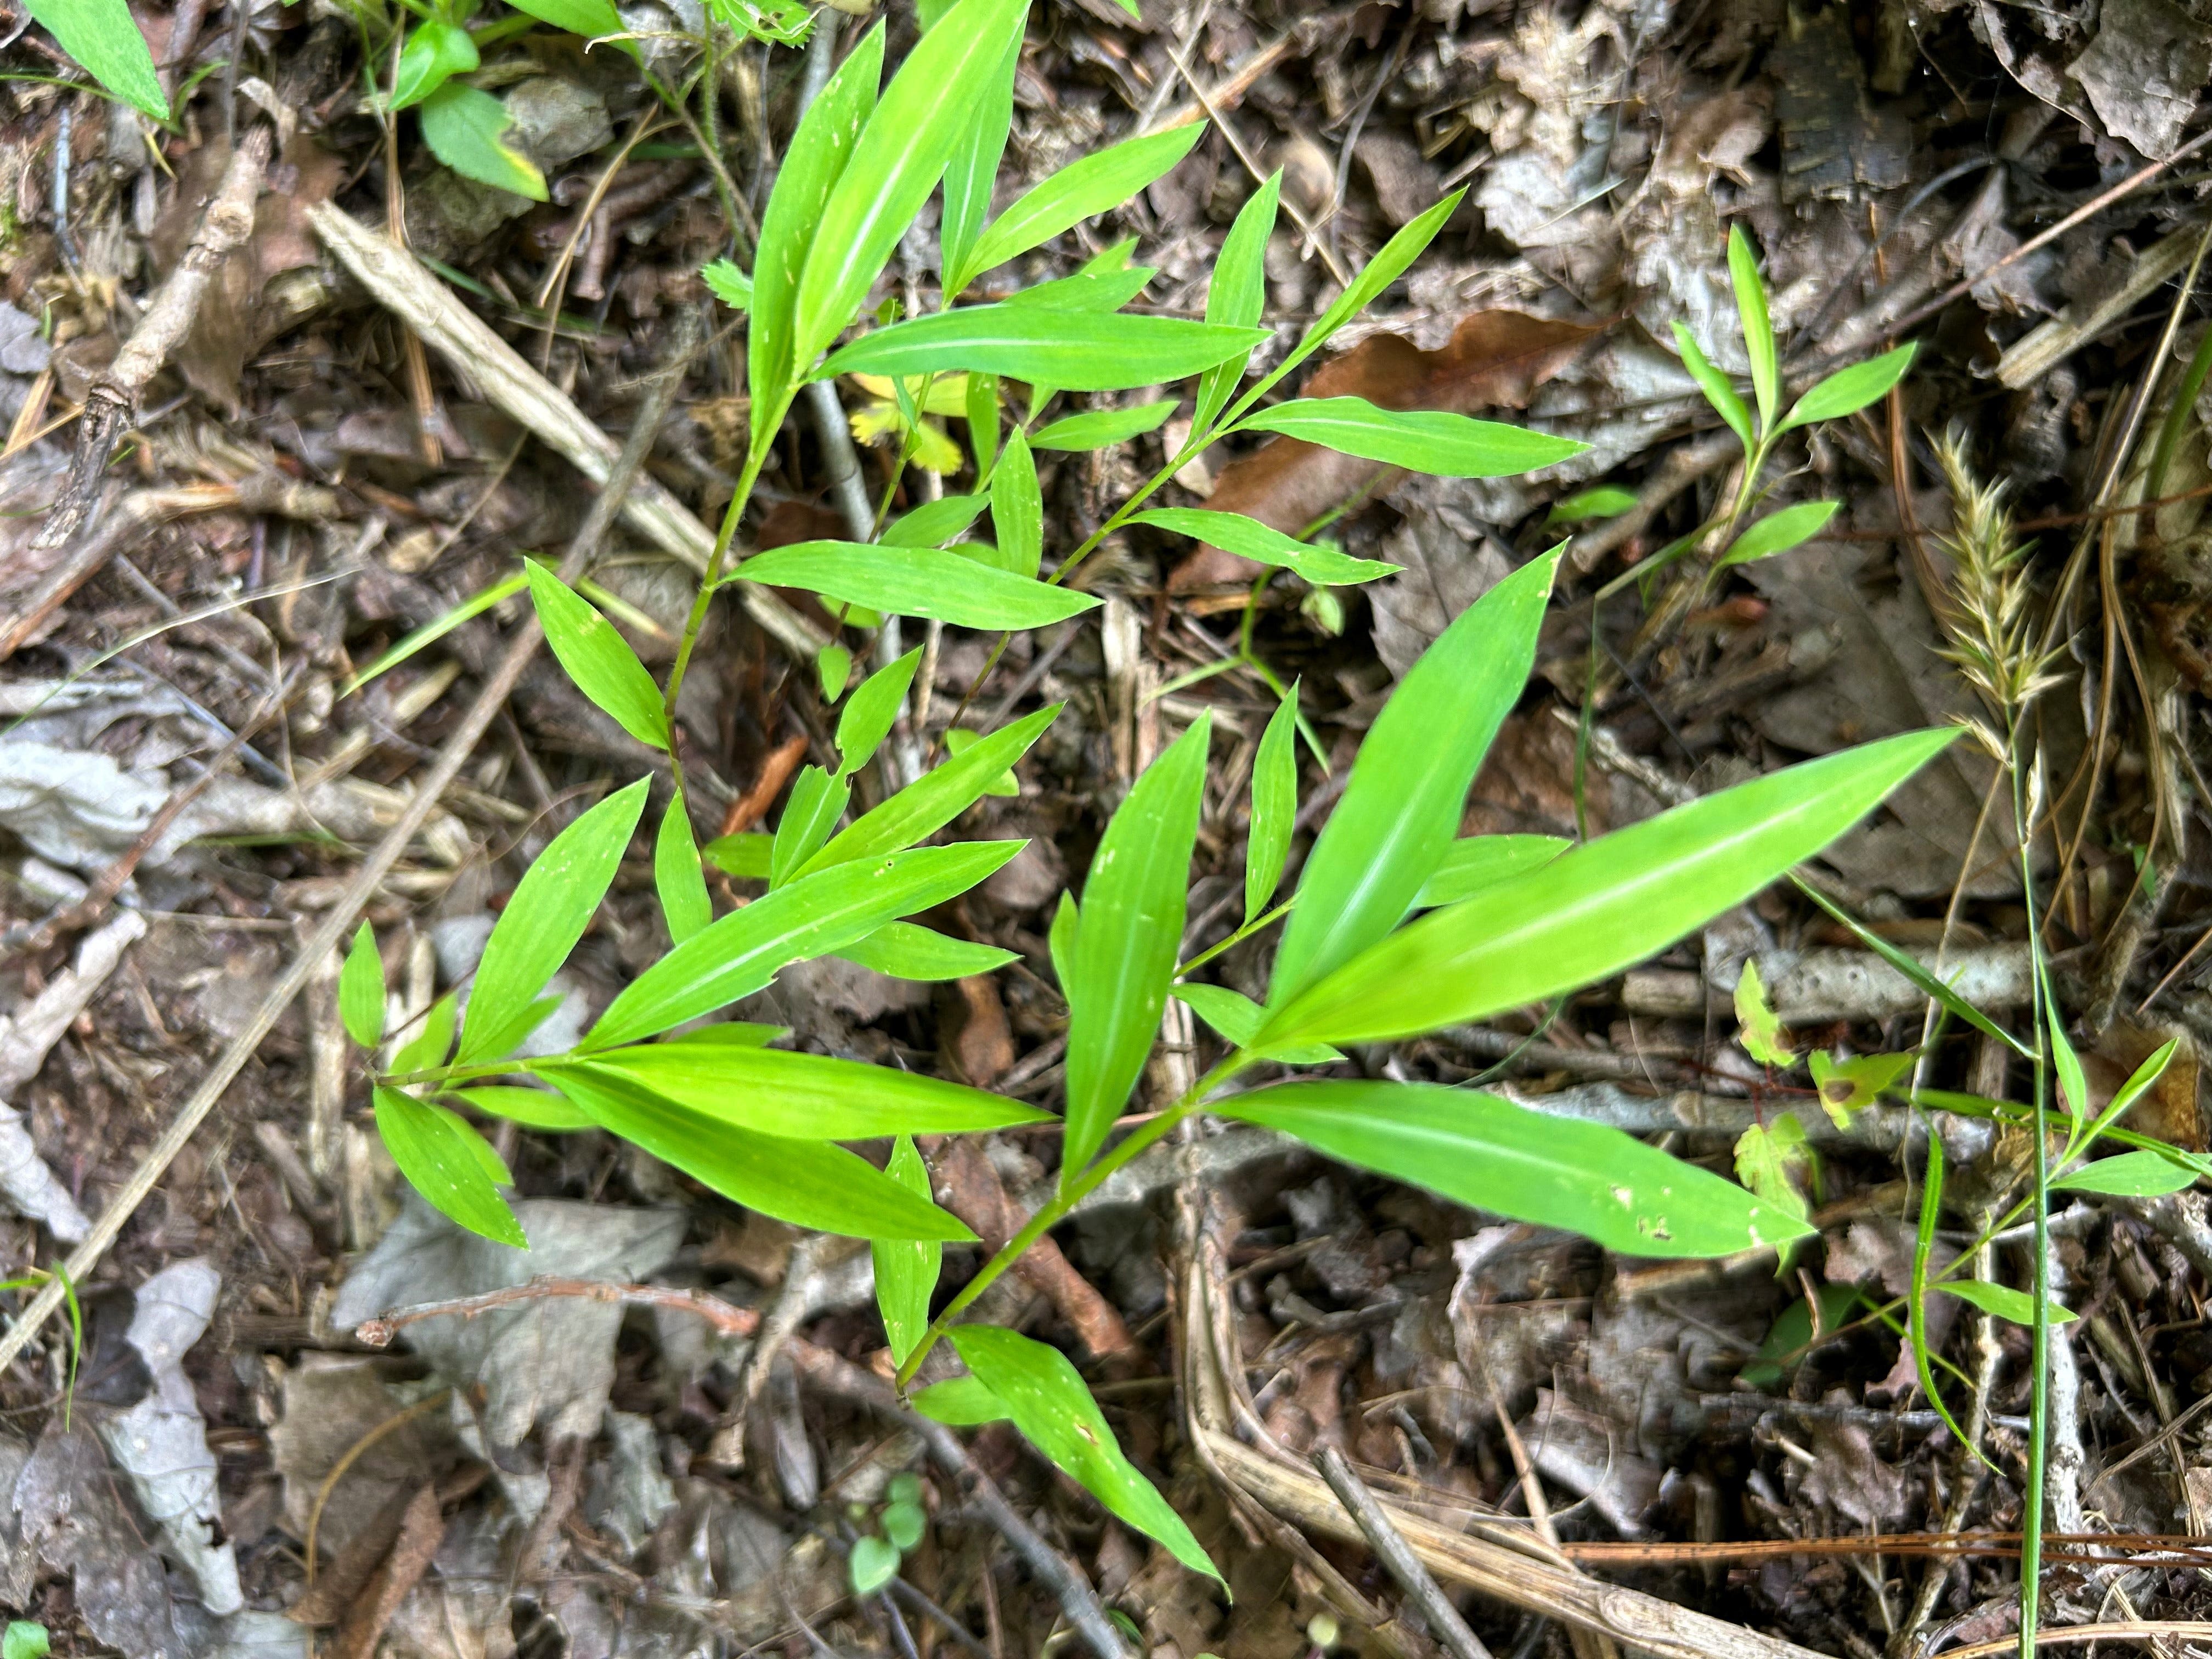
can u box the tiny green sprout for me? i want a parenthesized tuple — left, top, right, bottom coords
(3, 1623, 48, 1659)
(819, 644, 854, 702)
(849, 1533, 900, 1595)
(849, 1471, 927, 1594)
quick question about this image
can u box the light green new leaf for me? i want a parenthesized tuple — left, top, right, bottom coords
(1672, 321, 1753, 452)
(701, 259, 752, 314)
(1260, 728, 1956, 1048)
(875, 1136, 939, 1363)
(1780, 343, 1916, 432)
(1246, 684, 1297, 921)
(340, 922, 385, 1048)
(1002, 264, 1156, 314)
(1936, 1279, 2076, 1326)
(940, 35, 1020, 298)
(772, 766, 850, 887)
(912, 1374, 1007, 1425)
(1217, 1080, 1813, 1258)
(391, 18, 479, 111)
(523, 562, 670, 750)
(1809, 1050, 1912, 1128)
(884, 494, 989, 547)
(960, 123, 1205, 291)
(1548, 485, 1639, 524)
(1130, 508, 1401, 586)
(1269, 549, 1558, 1008)
(503, 0, 627, 40)
(589, 842, 1024, 1047)
(375, 1088, 525, 1247)
(1237, 398, 1586, 478)
(545, 1038, 1051, 1138)
(1195, 171, 1280, 434)
(837, 922, 1018, 980)
(751, 26, 881, 442)
(656, 791, 712, 945)
(1064, 716, 1212, 1181)
(459, 778, 650, 1062)
(419, 83, 546, 201)
(1735, 960, 1793, 1068)
(1412, 836, 1568, 909)
(1727, 224, 1776, 433)
(802, 704, 1062, 874)
(819, 308, 1269, 393)
(448, 1084, 595, 1131)
(2052, 1150, 2202, 1197)
(4, 1621, 50, 1659)
(951, 1326, 1221, 1583)
(738, 542, 1099, 629)
(850, 1536, 900, 1595)
(29, 0, 165, 119)
(1172, 983, 1340, 1065)
(1719, 500, 1839, 567)
(393, 991, 458, 1076)
(838, 647, 923, 776)
(341, 571, 527, 696)
(991, 432, 1042, 577)
(1733, 1117, 1810, 1226)
(1031, 399, 1176, 452)
(792, 0, 1030, 369)
(704, 832, 772, 879)
(548, 1066, 976, 1240)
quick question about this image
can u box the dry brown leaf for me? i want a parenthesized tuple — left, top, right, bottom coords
(1166, 311, 1600, 590)
(946, 973, 1014, 1086)
(334, 1482, 446, 1659)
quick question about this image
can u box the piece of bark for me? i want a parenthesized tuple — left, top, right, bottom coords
(333, 1482, 445, 1659)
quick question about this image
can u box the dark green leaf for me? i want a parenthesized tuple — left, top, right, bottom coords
(1935, 1279, 2075, 1325)
(817, 308, 1270, 393)
(1269, 550, 1558, 1007)
(1238, 397, 1585, 478)
(391, 17, 478, 110)
(419, 83, 546, 201)
(772, 766, 850, 887)
(950, 1327, 1221, 1583)
(523, 562, 670, 751)
(802, 704, 1062, 874)
(1064, 715, 1211, 1180)
(701, 258, 752, 313)
(1412, 836, 1568, 909)
(1780, 342, 1916, 433)
(447, 1085, 595, 1131)
(737, 542, 1100, 629)
(460, 777, 648, 1063)
(1171, 983, 1340, 1065)
(991, 431, 1042, 578)
(1719, 500, 1839, 567)
(375, 1087, 525, 1246)
(1728, 224, 1776, 432)
(837, 647, 923, 777)
(1216, 1080, 1812, 1257)
(939, 34, 1019, 298)
(958, 123, 1206, 290)
(340, 921, 385, 1048)
(873, 1136, 939, 1364)
(1246, 684, 1297, 921)
(1130, 507, 1401, 586)
(588, 842, 1025, 1047)
(1261, 729, 1957, 1048)
(1672, 320, 1753, 452)
(27, 0, 164, 118)
(703, 832, 772, 879)
(884, 494, 988, 548)
(656, 791, 712, 945)
(836, 922, 1018, 980)
(546, 1066, 975, 1239)
(1031, 399, 1176, 452)
(1195, 171, 1279, 435)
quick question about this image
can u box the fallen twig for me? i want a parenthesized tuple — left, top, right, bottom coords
(353, 1274, 759, 1348)
(1314, 1447, 1494, 1659)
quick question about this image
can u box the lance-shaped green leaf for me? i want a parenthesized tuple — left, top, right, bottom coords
(837, 647, 923, 776)
(701, 259, 752, 313)
(342, 571, 527, 696)
(1781, 342, 1915, 432)
(1547, 485, 1638, 524)
(375, 1088, 525, 1246)
(1031, 399, 1176, 452)
(772, 766, 850, 887)
(1259, 729, 1957, 1048)
(802, 704, 1062, 874)
(991, 431, 1042, 577)
(1793, 878, 2033, 1057)
(545, 1039, 1051, 1138)
(419, 83, 546, 201)
(588, 841, 1024, 1047)
(1064, 715, 1211, 1181)
(884, 495, 988, 547)
(1246, 685, 1297, 921)
(818, 308, 1269, 392)
(448, 1085, 595, 1132)
(1719, 500, 1839, 567)
(836, 922, 1017, 980)
(28, 0, 165, 119)
(751, 26, 882, 442)
(1672, 320, 1753, 452)
(1002, 264, 1155, 313)
(1728, 224, 1776, 433)
(501, 0, 624, 43)
(1412, 836, 1567, 909)
(523, 562, 670, 751)
(968, 370, 1001, 475)
(738, 542, 1099, 629)
(704, 832, 772, 879)
(950, 1327, 1222, 1583)
(1237, 398, 1585, 478)
(2052, 1151, 2202, 1197)
(1172, 983, 1339, 1065)
(548, 1066, 976, 1240)
(874, 1137, 940, 1363)
(1131, 508, 1401, 586)
(1935, 1280, 2075, 1326)
(656, 791, 712, 945)
(1217, 1080, 1812, 1257)
(957, 123, 1206, 291)
(391, 17, 479, 110)
(1269, 549, 1558, 1008)
(340, 922, 386, 1048)
(912, 1375, 1004, 1425)
(460, 777, 648, 1063)
(1195, 171, 1280, 434)
(792, 0, 1030, 369)
(2046, 958, 2088, 1125)
(939, 34, 1020, 297)
(394, 992, 458, 1076)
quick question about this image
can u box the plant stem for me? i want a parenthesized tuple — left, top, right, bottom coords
(2014, 735, 2048, 1659)
(895, 1054, 1248, 1390)
(664, 402, 786, 736)
(1175, 898, 1293, 980)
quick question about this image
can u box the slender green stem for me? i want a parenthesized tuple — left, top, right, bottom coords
(895, 1054, 1249, 1390)
(1175, 898, 1294, 981)
(664, 402, 786, 731)
(2013, 736, 2047, 1659)
(379, 1059, 522, 1090)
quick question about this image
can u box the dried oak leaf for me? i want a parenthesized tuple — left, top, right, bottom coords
(1166, 311, 1600, 591)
